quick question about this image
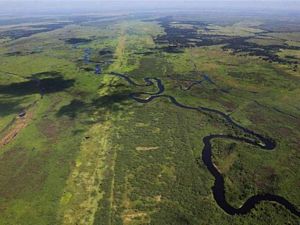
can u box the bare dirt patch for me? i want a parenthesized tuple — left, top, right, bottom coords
(136, 146, 160, 151)
(0, 108, 35, 148)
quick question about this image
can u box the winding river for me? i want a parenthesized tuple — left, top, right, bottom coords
(110, 72, 300, 217)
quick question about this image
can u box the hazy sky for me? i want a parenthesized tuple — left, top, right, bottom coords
(0, 0, 299, 15)
(0, 0, 297, 1)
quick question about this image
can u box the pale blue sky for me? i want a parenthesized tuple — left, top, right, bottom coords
(0, 0, 299, 15)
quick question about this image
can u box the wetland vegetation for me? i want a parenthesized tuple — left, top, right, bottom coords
(0, 9, 299, 225)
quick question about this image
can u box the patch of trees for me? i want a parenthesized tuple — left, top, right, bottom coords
(154, 17, 299, 66)
(99, 48, 113, 56)
(154, 18, 240, 53)
(65, 38, 92, 45)
(223, 37, 300, 64)
(0, 23, 68, 40)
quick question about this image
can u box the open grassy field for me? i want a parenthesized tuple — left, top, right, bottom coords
(0, 13, 299, 225)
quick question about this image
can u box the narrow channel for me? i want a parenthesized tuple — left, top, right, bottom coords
(110, 72, 300, 218)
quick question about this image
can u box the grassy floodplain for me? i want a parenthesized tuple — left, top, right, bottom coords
(0, 13, 299, 225)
